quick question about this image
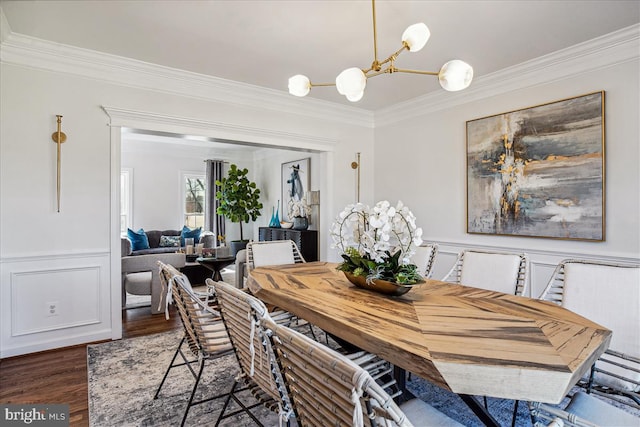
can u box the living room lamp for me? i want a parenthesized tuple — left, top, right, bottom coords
(288, 0, 473, 102)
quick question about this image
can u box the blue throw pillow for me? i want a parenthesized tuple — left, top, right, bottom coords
(127, 228, 150, 251)
(180, 226, 202, 246)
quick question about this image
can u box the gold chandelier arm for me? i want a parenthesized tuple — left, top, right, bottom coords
(365, 67, 392, 78)
(394, 68, 439, 76)
(371, 0, 379, 64)
(378, 44, 409, 68)
(310, 81, 336, 88)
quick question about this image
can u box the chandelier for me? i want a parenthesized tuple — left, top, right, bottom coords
(288, 0, 473, 102)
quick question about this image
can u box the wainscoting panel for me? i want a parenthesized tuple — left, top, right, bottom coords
(11, 266, 101, 336)
(0, 251, 112, 358)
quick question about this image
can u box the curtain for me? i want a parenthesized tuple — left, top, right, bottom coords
(205, 160, 225, 246)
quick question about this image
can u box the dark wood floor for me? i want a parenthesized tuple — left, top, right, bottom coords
(0, 305, 181, 427)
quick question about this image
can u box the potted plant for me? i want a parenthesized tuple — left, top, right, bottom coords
(330, 200, 424, 295)
(215, 164, 263, 256)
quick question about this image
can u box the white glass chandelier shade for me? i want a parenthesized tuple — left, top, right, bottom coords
(438, 60, 474, 91)
(401, 23, 430, 52)
(336, 67, 367, 102)
(288, 74, 311, 97)
(345, 91, 365, 102)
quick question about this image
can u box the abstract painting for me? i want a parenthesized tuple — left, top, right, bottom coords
(466, 91, 605, 240)
(281, 158, 310, 221)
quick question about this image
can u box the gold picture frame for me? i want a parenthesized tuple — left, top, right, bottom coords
(466, 91, 605, 241)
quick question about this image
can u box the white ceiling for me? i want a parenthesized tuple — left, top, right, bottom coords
(1, 0, 639, 111)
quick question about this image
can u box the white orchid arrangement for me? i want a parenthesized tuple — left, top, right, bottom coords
(288, 196, 311, 218)
(330, 200, 424, 284)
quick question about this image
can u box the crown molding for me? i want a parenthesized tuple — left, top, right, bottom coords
(1, 20, 636, 130)
(102, 106, 338, 152)
(0, 31, 374, 129)
(375, 23, 640, 127)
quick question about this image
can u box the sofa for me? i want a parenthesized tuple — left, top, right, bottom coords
(121, 228, 215, 314)
(121, 229, 216, 256)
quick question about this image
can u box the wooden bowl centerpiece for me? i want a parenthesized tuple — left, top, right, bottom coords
(343, 271, 423, 296)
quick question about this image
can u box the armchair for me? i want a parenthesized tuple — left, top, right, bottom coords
(234, 249, 247, 288)
(121, 252, 186, 314)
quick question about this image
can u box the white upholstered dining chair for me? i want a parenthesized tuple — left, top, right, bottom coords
(539, 258, 640, 410)
(441, 248, 530, 420)
(442, 249, 529, 296)
(246, 239, 305, 272)
(409, 243, 439, 278)
(529, 390, 638, 427)
(244, 239, 317, 340)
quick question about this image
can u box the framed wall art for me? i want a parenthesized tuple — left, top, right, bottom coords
(466, 91, 605, 241)
(281, 158, 310, 221)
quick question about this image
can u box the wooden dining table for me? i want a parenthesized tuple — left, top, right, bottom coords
(247, 261, 612, 427)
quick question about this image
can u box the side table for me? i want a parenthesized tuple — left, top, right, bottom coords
(196, 256, 236, 282)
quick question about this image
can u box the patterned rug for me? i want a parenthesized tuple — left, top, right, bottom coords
(88, 328, 543, 426)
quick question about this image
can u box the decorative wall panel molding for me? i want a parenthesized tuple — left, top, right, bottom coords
(0, 253, 111, 358)
(11, 266, 101, 336)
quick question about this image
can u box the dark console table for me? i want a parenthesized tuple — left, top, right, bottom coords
(258, 227, 318, 262)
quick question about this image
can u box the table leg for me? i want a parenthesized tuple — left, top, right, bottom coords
(211, 269, 223, 282)
(393, 366, 416, 403)
(459, 394, 502, 427)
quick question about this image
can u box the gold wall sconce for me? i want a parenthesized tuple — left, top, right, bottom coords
(51, 115, 67, 212)
(351, 152, 361, 202)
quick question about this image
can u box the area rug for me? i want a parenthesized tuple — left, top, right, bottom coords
(87, 328, 547, 426)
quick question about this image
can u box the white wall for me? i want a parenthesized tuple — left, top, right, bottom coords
(0, 42, 373, 356)
(122, 138, 256, 237)
(374, 29, 640, 299)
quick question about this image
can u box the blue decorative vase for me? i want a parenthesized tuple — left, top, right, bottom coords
(269, 204, 281, 228)
(268, 207, 276, 227)
(273, 204, 281, 228)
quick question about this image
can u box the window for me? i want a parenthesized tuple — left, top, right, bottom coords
(120, 169, 132, 234)
(183, 174, 205, 228)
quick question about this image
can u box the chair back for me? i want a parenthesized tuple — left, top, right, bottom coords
(409, 243, 438, 278)
(212, 280, 290, 416)
(158, 261, 183, 293)
(539, 259, 640, 393)
(170, 274, 231, 359)
(246, 240, 305, 271)
(443, 249, 529, 296)
(157, 260, 203, 315)
(262, 316, 416, 427)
